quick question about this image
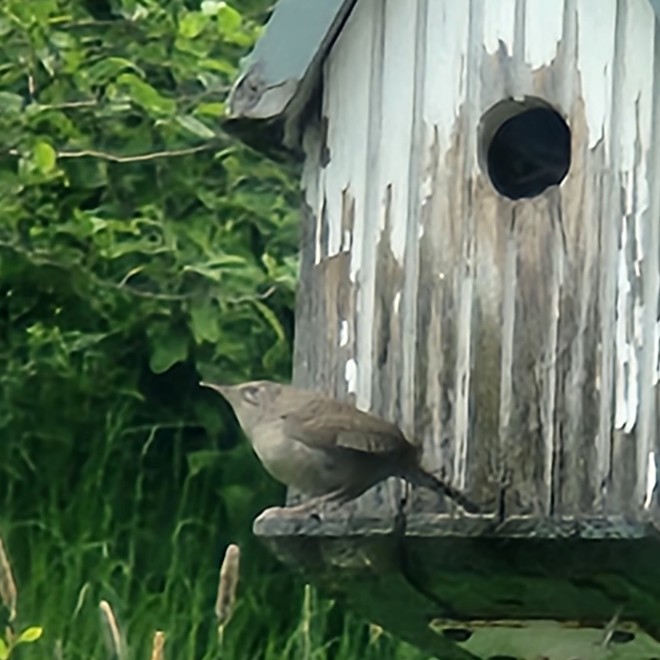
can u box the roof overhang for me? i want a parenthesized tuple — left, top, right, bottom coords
(223, 0, 356, 161)
(652, 0, 660, 22)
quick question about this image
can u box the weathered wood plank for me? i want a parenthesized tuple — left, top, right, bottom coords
(372, 0, 425, 513)
(416, 1, 479, 511)
(255, 512, 660, 659)
(609, 0, 658, 513)
(643, 9, 660, 515)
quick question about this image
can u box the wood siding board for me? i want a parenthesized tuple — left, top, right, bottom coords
(356, 0, 419, 515)
(354, 0, 386, 411)
(640, 18, 660, 510)
(451, 0, 483, 496)
(418, 2, 473, 505)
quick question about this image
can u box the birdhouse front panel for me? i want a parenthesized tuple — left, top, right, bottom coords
(292, 0, 660, 519)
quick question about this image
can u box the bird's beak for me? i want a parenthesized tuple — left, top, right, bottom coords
(199, 381, 227, 396)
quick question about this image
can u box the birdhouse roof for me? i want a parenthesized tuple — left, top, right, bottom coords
(224, 0, 355, 159)
(224, 0, 660, 159)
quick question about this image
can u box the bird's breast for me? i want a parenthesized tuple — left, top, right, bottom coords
(248, 420, 372, 497)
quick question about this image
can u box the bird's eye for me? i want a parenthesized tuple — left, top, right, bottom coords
(242, 386, 260, 405)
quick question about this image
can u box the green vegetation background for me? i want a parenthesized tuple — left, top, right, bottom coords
(0, 0, 427, 658)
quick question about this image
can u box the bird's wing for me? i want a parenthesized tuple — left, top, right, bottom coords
(281, 397, 411, 454)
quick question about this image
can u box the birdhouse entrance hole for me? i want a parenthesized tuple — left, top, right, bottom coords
(478, 97, 571, 200)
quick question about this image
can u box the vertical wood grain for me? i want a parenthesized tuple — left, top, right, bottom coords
(292, 0, 660, 520)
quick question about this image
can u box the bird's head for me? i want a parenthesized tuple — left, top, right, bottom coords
(200, 380, 283, 433)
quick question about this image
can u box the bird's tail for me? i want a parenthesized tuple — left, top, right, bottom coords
(404, 468, 480, 513)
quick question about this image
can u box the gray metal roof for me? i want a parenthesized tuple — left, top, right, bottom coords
(223, 0, 355, 159)
(227, 0, 354, 119)
(652, 0, 660, 22)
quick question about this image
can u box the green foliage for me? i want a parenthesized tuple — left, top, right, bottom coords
(0, 0, 428, 658)
(0, 0, 299, 657)
(0, 626, 43, 659)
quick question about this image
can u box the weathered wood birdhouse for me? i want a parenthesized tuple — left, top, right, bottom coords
(226, 1, 660, 658)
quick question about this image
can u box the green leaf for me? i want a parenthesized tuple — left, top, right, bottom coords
(176, 115, 215, 139)
(198, 57, 236, 75)
(0, 639, 8, 660)
(178, 11, 208, 39)
(14, 626, 43, 644)
(196, 101, 225, 117)
(182, 256, 250, 283)
(186, 449, 220, 477)
(252, 300, 285, 341)
(33, 141, 57, 173)
(0, 1, 302, 656)
(189, 298, 220, 344)
(148, 325, 189, 374)
(262, 339, 290, 373)
(85, 57, 144, 85)
(116, 73, 176, 117)
(216, 3, 242, 36)
(0, 92, 24, 115)
(0, 17, 12, 37)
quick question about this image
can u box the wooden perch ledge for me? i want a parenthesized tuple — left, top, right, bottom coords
(256, 512, 660, 659)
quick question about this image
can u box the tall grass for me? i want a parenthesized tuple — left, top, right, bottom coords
(0, 527, 429, 659)
(1, 403, 430, 659)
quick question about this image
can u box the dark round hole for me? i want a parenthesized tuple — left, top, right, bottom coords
(479, 98, 571, 200)
(442, 627, 473, 642)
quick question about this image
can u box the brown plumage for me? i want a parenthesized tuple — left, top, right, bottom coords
(201, 380, 479, 514)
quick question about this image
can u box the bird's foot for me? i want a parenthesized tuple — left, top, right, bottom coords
(255, 501, 327, 524)
(253, 504, 326, 535)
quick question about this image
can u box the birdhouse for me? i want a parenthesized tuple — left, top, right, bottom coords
(225, 1, 660, 658)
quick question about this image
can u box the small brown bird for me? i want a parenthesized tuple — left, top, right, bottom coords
(201, 380, 479, 514)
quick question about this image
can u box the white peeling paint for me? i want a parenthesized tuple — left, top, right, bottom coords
(575, 0, 616, 149)
(423, 3, 469, 146)
(393, 291, 401, 315)
(322, 0, 378, 410)
(321, 0, 371, 260)
(629, 173, 649, 287)
(614, 215, 639, 433)
(339, 319, 349, 347)
(314, 201, 323, 265)
(482, 0, 515, 56)
(644, 451, 656, 509)
(344, 358, 358, 394)
(341, 229, 352, 252)
(524, 2, 564, 69)
(301, 125, 323, 268)
(655, 321, 660, 386)
(610, 0, 655, 435)
(616, 0, 655, 173)
(376, 1, 417, 263)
